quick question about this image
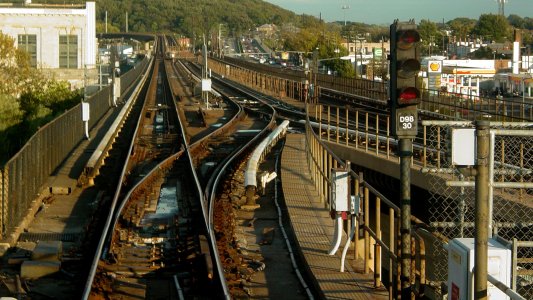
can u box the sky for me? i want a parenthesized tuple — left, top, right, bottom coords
(264, 0, 533, 25)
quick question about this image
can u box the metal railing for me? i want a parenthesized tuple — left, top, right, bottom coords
(513, 240, 533, 299)
(0, 57, 150, 241)
(303, 102, 436, 298)
(201, 57, 532, 299)
(215, 56, 532, 122)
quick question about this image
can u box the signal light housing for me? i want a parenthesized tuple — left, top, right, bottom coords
(389, 20, 421, 138)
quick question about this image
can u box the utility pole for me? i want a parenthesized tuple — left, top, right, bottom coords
(474, 120, 490, 300)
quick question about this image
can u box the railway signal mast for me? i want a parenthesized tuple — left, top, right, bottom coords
(389, 19, 421, 299)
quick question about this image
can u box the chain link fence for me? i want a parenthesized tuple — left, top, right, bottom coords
(422, 121, 533, 299)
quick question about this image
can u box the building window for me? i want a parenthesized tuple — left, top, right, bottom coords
(59, 35, 78, 69)
(18, 34, 37, 67)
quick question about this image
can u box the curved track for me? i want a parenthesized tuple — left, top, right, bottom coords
(85, 36, 282, 299)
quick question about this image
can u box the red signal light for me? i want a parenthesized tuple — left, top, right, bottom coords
(397, 30, 421, 50)
(398, 87, 420, 105)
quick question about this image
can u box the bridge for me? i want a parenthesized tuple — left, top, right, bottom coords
(0, 34, 531, 299)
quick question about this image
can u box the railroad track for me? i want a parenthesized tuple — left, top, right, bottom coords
(84, 35, 285, 299)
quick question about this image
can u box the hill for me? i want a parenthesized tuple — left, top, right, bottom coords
(4, 0, 299, 36)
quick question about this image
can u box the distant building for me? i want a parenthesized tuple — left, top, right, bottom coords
(447, 41, 513, 59)
(342, 39, 390, 57)
(0, 1, 97, 88)
(256, 24, 277, 37)
(177, 37, 191, 49)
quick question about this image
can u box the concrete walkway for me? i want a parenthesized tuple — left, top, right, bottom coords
(281, 133, 389, 300)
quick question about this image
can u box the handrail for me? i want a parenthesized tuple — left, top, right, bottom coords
(488, 274, 527, 300)
(304, 102, 401, 290)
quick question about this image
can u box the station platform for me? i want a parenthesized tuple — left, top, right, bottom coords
(280, 133, 389, 300)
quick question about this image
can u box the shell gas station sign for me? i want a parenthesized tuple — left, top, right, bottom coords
(428, 60, 442, 73)
(428, 60, 442, 90)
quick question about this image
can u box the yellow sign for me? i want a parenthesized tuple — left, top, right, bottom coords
(428, 60, 442, 73)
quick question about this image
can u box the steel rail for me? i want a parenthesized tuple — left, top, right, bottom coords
(82, 38, 158, 300)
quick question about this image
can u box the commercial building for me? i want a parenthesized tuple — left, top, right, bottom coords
(0, 1, 97, 88)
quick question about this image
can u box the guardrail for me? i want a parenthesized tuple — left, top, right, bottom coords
(215, 56, 531, 122)
(202, 55, 532, 299)
(244, 120, 289, 191)
(512, 240, 533, 299)
(0, 56, 151, 242)
(304, 102, 407, 296)
(82, 57, 154, 185)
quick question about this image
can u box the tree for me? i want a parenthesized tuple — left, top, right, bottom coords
(448, 18, 476, 41)
(473, 14, 511, 43)
(316, 39, 354, 78)
(0, 32, 82, 162)
(469, 46, 496, 59)
(418, 19, 443, 56)
(0, 33, 35, 96)
(508, 14, 525, 29)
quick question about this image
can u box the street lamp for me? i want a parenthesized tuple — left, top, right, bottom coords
(341, 5, 350, 26)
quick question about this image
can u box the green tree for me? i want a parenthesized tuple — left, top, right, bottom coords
(473, 14, 510, 43)
(418, 19, 443, 56)
(448, 18, 476, 41)
(0, 32, 82, 162)
(316, 39, 354, 78)
(524, 17, 533, 30)
(0, 33, 34, 96)
(469, 46, 496, 59)
(508, 14, 525, 29)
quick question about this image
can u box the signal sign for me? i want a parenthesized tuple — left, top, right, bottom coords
(396, 107, 418, 137)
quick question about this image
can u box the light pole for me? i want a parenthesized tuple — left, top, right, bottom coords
(341, 5, 350, 26)
(356, 36, 365, 78)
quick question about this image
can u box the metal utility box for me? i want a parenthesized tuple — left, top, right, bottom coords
(330, 169, 349, 212)
(451, 128, 476, 166)
(81, 102, 90, 121)
(448, 238, 511, 300)
(201, 78, 212, 92)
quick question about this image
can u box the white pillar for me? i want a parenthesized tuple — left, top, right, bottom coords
(512, 41, 520, 74)
(86, 2, 96, 66)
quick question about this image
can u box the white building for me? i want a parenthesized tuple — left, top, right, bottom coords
(0, 1, 97, 87)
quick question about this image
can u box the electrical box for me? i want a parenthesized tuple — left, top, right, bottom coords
(451, 128, 476, 166)
(448, 238, 511, 300)
(81, 102, 90, 121)
(114, 77, 121, 100)
(331, 169, 349, 212)
(201, 79, 212, 92)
